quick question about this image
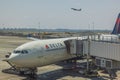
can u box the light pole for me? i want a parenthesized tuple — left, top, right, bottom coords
(38, 22, 41, 39)
(39, 22, 40, 33)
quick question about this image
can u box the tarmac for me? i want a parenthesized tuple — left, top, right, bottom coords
(0, 36, 120, 80)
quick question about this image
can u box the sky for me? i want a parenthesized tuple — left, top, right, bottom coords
(0, 0, 120, 30)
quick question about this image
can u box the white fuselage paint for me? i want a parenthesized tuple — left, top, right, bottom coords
(8, 37, 78, 68)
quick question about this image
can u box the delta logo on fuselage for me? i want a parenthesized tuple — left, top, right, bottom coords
(45, 43, 65, 51)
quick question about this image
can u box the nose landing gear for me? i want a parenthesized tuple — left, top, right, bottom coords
(25, 68, 38, 79)
(2, 67, 38, 79)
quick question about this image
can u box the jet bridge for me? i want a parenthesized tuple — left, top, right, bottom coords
(83, 40, 120, 61)
(64, 39, 83, 56)
(64, 35, 120, 69)
(83, 37, 120, 69)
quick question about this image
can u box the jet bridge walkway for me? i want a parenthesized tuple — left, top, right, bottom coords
(83, 37, 120, 62)
(65, 35, 120, 69)
(64, 39, 84, 57)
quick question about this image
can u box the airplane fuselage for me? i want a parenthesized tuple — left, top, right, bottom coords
(8, 38, 77, 68)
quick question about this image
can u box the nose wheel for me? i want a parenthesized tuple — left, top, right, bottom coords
(18, 68, 38, 79)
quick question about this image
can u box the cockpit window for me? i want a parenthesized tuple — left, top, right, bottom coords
(21, 50, 28, 54)
(14, 50, 28, 54)
(14, 50, 21, 53)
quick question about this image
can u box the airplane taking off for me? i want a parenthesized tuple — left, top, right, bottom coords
(71, 8, 82, 11)
(3, 13, 120, 77)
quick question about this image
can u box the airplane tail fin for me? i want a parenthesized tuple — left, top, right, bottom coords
(111, 13, 120, 34)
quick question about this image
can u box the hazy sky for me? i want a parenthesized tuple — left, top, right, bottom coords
(0, 0, 120, 30)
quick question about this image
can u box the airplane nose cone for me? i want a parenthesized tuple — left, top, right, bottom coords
(7, 53, 19, 64)
(6, 53, 30, 67)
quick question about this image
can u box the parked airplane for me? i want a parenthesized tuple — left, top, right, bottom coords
(3, 37, 83, 76)
(3, 13, 120, 77)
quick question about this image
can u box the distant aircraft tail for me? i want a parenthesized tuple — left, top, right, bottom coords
(111, 13, 120, 34)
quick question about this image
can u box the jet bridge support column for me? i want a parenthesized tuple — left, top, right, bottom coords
(86, 36, 91, 72)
